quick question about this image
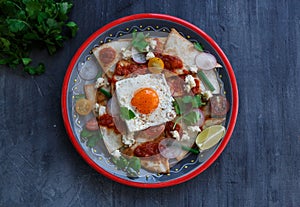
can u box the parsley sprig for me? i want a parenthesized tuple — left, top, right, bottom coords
(0, 0, 78, 75)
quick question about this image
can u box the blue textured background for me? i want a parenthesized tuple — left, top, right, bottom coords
(0, 0, 299, 206)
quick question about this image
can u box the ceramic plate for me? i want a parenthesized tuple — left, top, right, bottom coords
(61, 13, 238, 188)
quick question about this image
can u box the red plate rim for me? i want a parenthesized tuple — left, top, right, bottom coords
(61, 13, 239, 188)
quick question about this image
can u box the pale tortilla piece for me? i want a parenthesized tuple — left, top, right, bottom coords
(163, 28, 200, 68)
(121, 136, 170, 174)
(147, 37, 167, 53)
(140, 155, 170, 174)
(175, 128, 199, 161)
(164, 29, 221, 94)
(100, 127, 122, 154)
(92, 39, 131, 76)
(84, 84, 97, 103)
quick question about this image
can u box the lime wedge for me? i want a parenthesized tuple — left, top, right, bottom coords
(196, 125, 226, 150)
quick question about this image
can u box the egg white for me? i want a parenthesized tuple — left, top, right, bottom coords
(115, 73, 176, 132)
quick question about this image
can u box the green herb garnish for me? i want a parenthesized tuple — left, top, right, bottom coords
(126, 156, 141, 177)
(194, 42, 204, 52)
(111, 155, 141, 178)
(86, 135, 100, 148)
(182, 111, 201, 125)
(99, 88, 112, 99)
(173, 100, 181, 115)
(120, 107, 136, 120)
(180, 145, 200, 154)
(174, 95, 204, 115)
(198, 70, 216, 92)
(173, 110, 201, 129)
(182, 95, 204, 108)
(0, 0, 78, 75)
(132, 30, 149, 52)
(80, 128, 102, 148)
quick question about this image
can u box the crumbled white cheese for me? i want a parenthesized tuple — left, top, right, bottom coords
(111, 149, 121, 159)
(94, 103, 100, 113)
(188, 65, 198, 73)
(98, 105, 106, 116)
(145, 45, 150, 52)
(146, 52, 155, 60)
(122, 132, 135, 147)
(184, 75, 196, 92)
(171, 130, 180, 141)
(149, 39, 157, 50)
(94, 104, 106, 116)
(181, 130, 190, 141)
(121, 47, 132, 60)
(187, 126, 201, 133)
(201, 90, 213, 100)
(94, 77, 106, 89)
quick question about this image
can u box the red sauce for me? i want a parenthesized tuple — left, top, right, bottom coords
(154, 53, 183, 71)
(191, 78, 201, 94)
(115, 59, 147, 76)
(99, 47, 116, 65)
(164, 121, 183, 138)
(134, 141, 160, 157)
(97, 114, 120, 134)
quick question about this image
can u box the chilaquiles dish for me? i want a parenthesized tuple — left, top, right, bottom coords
(74, 28, 229, 177)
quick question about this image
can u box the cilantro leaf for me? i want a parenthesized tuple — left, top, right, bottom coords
(0, 0, 78, 75)
(66, 21, 79, 37)
(131, 31, 149, 52)
(194, 42, 204, 52)
(120, 107, 136, 120)
(182, 111, 201, 125)
(173, 110, 201, 129)
(126, 156, 141, 177)
(182, 95, 204, 108)
(6, 19, 28, 32)
(21, 58, 32, 66)
(174, 95, 204, 115)
(80, 128, 103, 148)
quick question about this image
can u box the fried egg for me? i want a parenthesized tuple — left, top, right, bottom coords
(115, 74, 176, 132)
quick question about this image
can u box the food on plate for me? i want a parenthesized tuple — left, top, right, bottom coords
(74, 28, 229, 177)
(195, 125, 226, 151)
(75, 98, 93, 115)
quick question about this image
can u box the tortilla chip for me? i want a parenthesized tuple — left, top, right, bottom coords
(92, 39, 131, 76)
(163, 28, 200, 68)
(140, 154, 170, 174)
(100, 127, 122, 154)
(175, 129, 198, 161)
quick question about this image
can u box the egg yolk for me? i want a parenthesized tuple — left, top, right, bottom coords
(131, 88, 159, 114)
